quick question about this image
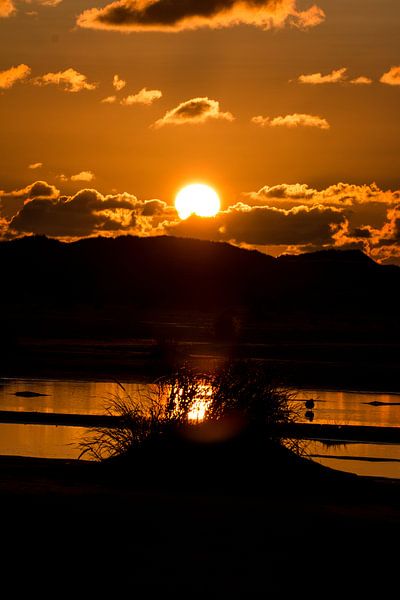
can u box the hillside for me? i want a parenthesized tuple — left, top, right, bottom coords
(1, 235, 398, 314)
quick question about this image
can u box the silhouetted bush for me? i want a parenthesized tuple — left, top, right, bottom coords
(79, 361, 298, 463)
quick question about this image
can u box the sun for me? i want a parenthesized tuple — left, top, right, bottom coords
(175, 183, 221, 220)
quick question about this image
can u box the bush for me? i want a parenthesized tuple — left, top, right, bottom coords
(78, 361, 298, 462)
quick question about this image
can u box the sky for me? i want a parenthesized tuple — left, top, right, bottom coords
(0, 0, 399, 263)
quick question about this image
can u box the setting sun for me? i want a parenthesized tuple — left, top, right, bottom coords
(175, 184, 221, 220)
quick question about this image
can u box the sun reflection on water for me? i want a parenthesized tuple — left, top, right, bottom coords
(187, 384, 213, 422)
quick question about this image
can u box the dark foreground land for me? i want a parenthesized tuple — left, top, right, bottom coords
(1, 454, 399, 595)
(1, 237, 399, 593)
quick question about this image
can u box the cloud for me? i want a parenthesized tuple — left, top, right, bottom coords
(242, 182, 400, 262)
(70, 171, 95, 182)
(37, 1, 63, 6)
(166, 202, 346, 247)
(245, 183, 400, 220)
(330, 203, 400, 264)
(0, 64, 31, 89)
(28, 162, 43, 170)
(56, 171, 95, 182)
(252, 113, 330, 129)
(0, 0, 62, 18)
(380, 66, 400, 86)
(298, 67, 347, 84)
(350, 76, 372, 85)
(0, 180, 59, 220)
(121, 87, 162, 106)
(77, 0, 325, 33)
(0, 0, 15, 17)
(113, 74, 126, 91)
(153, 97, 234, 128)
(7, 185, 174, 238)
(9, 189, 136, 237)
(101, 95, 117, 103)
(33, 68, 97, 92)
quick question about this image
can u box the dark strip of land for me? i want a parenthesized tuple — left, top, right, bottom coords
(1, 410, 400, 444)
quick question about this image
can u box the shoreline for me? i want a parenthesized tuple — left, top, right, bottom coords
(1, 410, 400, 443)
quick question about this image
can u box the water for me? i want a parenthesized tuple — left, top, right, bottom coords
(304, 440, 400, 480)
(296, 389, 400, 427)
(1, 378, 400, 477)
(0, 378, 144, 415)
(0, 423, 95, 460)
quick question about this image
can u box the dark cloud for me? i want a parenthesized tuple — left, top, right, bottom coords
(0, 180, 59, 220)
(331, 204, 400, 264)
(351, 227, 373, 239)
(77, 0, 325, 33)
(9, 189, 138, 237)
(141, 199, 169, 216)
(166, 203, 346, 246)
(6, 184, 174, 238)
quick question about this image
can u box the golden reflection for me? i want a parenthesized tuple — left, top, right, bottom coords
(187, 384, 213, 422)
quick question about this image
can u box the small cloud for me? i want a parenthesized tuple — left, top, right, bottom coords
(350, 76, 372, 85)
(37, 1, 63, 5)
(70, 171, 95, 182)
(121, 87, 162, 106)
(77, 0, 325, 33)
(380, 66, 400, 86)
(0, 64, 31, 89)
(252, 113, 330, 129)
(28, 162, 43, 170)
(113, 74, 126, 91)
(298, 67, 347, 84)
(101, 95, 117, 104)
(0, 0, 15, 18)
(33, 68, 97, 92)
(153, 97, 234, 128)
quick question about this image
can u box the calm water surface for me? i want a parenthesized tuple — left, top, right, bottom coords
(1, 378, 399, 477)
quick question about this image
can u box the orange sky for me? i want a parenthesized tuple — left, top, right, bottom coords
(0, 1, 399, 263)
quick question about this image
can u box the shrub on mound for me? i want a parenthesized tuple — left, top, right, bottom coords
(79, 361, 306, 485)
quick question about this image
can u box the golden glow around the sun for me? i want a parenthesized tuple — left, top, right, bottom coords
(175, 183, 221, 220)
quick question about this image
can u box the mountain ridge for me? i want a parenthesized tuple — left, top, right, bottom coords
(0, 235, 398, 316)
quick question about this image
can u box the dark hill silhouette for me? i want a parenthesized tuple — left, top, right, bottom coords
(0, 234, 398, 314)
(1, 235, 399, 387)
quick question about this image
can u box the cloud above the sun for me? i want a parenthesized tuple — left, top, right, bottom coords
(298, 68, 348, 84)
(113, 74, 126, 91)
(153, 97, 234, 127)
(121, 87, 162, 106)
(252, 113, 330, 129)
(0, 0, 62, 18)
(0, 0, 14, 18)
(0, 64, 31, 89)
(297, 68, 373, 85)
(77, 0, 325, 33)
(33, 68, 97, 92)
(380, 66, 400, 86)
